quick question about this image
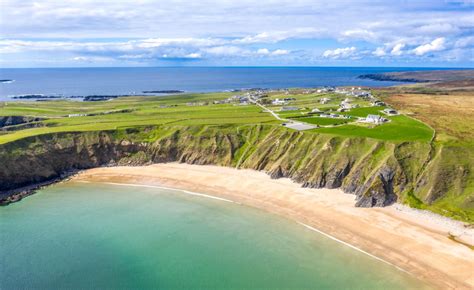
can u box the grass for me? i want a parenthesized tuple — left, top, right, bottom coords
(339, 106, 386, 117)
(313, 115, 433, 142)
(293, 117, 351, 126)
(1, 87, 472, 222)
(0, 90, 433, 144)
(379, 90, 474, 146)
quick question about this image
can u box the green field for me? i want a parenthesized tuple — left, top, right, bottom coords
(1, 89, 473, 222)
(0, 90, 434, 144)
(314, 115, 434, 141)
(293, 116, 351, 126)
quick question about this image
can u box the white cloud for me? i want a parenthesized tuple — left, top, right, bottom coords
(137, 38, 224, 48)
(204, 46, 247, 56)
(322, 47, 356, 59)
(72, 56, 115, 62)
(415, 23, 460, 35)
(272, 49, 289, 56)
(257, 48, 270, 55)
(372, 47, 386, 56)
(0, 0, 473, 65)
(413, 37, 446, 55)
(341, 29, 377, 42)
(185, 52, 201, 58)
(256, 48, 289, 56)
(455, 36, 474, 48)
(390, 43, 405, 56)
(234, 28, 324, 44)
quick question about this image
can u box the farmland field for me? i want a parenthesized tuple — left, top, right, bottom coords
(0, 89, 435, 144)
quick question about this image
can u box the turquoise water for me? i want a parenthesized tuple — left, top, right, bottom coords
(0, 182, 430, 289)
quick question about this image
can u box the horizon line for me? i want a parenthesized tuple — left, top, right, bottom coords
(2, 65, 474, 70)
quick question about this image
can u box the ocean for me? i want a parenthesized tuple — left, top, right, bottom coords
(0, 182, 430, 289)
(0, 67, 455, 101)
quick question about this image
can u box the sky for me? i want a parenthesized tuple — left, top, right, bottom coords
(0, 0, 473, 68)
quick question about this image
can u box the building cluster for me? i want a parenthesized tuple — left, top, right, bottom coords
(318, 113, 351, 119)
(272, 97, 296, 105)
(280, 106, 300, 111)
(365, 114, 387, 124)
(213, 95, 250, 105)
(334, 87, 373, 98)
(316, 86, 336, 93)
(338, 98, 360, 112)
(186, 101, 209, 106)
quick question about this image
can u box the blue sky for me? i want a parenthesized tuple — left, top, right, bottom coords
(0, 0, 473, 67)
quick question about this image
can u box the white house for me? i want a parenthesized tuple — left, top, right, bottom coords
(320, 97, 331, 104)
(340, 102, 352, 110)
(365, 114, 387, 124)
(272, 98, 288, 105)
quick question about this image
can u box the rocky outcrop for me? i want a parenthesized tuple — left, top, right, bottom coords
(0, 124, 472, 222)
(0, 116, 45, 129)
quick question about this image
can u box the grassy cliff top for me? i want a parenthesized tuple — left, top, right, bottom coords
(0, 84, 472, 222)
(0, 89, 433, 144)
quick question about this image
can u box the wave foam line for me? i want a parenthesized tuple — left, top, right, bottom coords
(77, 180, 235, 203)
(77, 180, 409, 275)
(298, 222, 411, 275)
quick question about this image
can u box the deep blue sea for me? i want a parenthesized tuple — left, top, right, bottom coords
(0, 67, 456, 101)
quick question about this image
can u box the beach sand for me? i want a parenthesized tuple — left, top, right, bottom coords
(73, 163, 474, 290)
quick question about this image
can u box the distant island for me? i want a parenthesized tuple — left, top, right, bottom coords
(12, 94, 62, 99)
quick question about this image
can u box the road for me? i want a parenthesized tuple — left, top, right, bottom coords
(250, 99, 317, 131)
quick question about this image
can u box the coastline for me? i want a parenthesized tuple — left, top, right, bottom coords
(72, 163, 474, 290)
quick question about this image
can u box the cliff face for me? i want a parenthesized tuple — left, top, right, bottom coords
(0, 125, 472, 221)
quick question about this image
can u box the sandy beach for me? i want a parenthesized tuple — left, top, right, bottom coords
(73, 163, 474, 290)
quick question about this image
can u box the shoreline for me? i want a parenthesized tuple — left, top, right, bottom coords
(78, 179, 413, 276)
(72, 163, 474, 290)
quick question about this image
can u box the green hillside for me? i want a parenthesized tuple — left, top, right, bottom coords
(1, 89, 472, 222)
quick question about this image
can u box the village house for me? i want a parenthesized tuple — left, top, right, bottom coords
(317, 86, 335, 93)
(187, 102, 208, 106)
(320, 97, 331, 104)
(365, 114, 387, 124)
(383, 108, 398, 115)
(280, 106, 299, 111)
(272, 98, 288, 105)
(340, 101, 352, 109)
(372, 100, 385, 106)
(352, 91, 371, 98)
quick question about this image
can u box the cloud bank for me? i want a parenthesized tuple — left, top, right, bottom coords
(0, 0, 472, 67)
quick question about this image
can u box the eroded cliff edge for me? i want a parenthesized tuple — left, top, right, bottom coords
(0, 125, 472, 222)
